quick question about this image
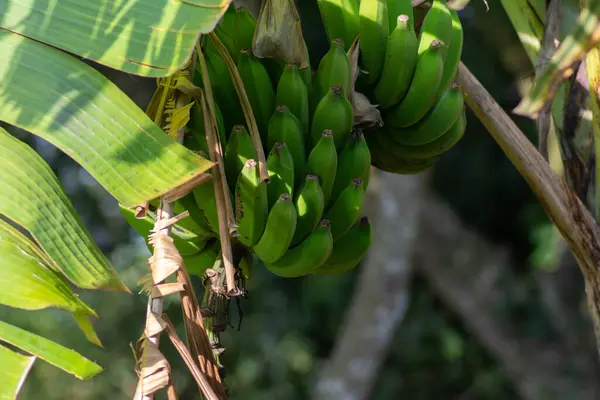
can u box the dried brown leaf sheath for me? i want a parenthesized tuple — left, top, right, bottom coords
(252, 0, 309, 69)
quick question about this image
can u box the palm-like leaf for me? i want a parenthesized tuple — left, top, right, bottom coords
(0, 0, 232, 77)
(0, 0, 228, 391)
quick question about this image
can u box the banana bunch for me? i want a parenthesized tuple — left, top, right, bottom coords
(171, 4, 373, 279)
(317, 0, 467, 174)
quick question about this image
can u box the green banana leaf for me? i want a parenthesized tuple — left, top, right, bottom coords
(0, 320, 102, 380)
(0, 0, 231, 77)
(0, 238, 96, 315)
(0, 31, 214, 208)
(0, 343, 35, 399)
(0, 129, 127, 292)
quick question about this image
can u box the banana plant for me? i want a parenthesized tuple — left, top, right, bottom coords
(0, 0, 231, 398)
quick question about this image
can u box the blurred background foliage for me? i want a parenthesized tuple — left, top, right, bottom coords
(1, 1, 596, 399)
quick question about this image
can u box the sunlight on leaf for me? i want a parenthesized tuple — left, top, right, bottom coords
(0, 320, 102, 380)
(0, 129, 127, 291)
(0, 0, 232, 77)
(0, 343, 35, 400)
(0, 31, 215, 208)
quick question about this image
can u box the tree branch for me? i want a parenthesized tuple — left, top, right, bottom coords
(414, 194, 600, 400)
(458, 62, 600, 354)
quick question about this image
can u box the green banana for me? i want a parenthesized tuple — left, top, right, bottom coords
(314, 39, 352, 102)
(367, 132, 440, 174)
(331, 130, 371, 203)
(310, 85, 354, 150)
(390, 83, 464, 146)
(300, 40, 313, 95)
(359, 0, 389, 85)
(307, 130, 338, 205)
(175, 193, 216, 238)
(267, 105, 307, 186)
(184, 241, 220, 279)
(385, 40, 444, 128)
(315, 216, 372, 275)
(373, 15, 418, 109)
(276, 64, 310, 134)
(324, 178, 365, 240)
(214, 3, 238, 62)
(387, 0, 413, 31)
(266, 142, 295, 210)
(199, 39, 245, 133)
(234, 6, 257, 54)
(263, 219, 334, 278)
(224, 125, 257, 191)
(119, 205, 208, 256)
(417, 0, 453, 59)
(378, 112, 467, 160)
(253, 194, 298, 264)
(192, 179, 220, 235)
(292, 174, 325, 245)
(238, 250, 254, 280)
(237, 48, 276, 144)
(235, 159, 268, 246)
(316, 0, 360, 51)
(189, 100, 227, 155)
(438, 10, 464, 96)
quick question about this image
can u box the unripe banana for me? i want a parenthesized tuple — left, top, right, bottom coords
(373, 15, 418, 109)
(316, 0, 360, 51)
(184, 241, 220, 279)
(267, 105, 307, 186)
(292, 174, 325, 245)
(331, 130, 371, 203)
(391, 83, 464, 146)
(192, 179, 220, 235)
(378, 111, 467, 160)
(300, 40, 314, 95)
(189, 101, 227, 155)
(385, 40, 444, 128)
(367, 132, 440, 174)
(266, 142, 295, 210)
(438, 10, 464, 96)
(314, 39, 352, 102)
(235, 159, 269, 246)
(307, 130, 338, 205)
(175, 193, 216, 238)
(310, 85, 354, 151)
(324, 178, 365, 240)
(199, 39, 245, 133)
(276, 64, 310, 134)
(253, 194, 298, 264)
(359, 0, 389, 85)
(315, 216, 372, 275)
(237, 49, 276, 144)
(263, 219, 334, 278)
(417, 0, 453, 59)
(119, 205, 208, 256)
(224, 125, 257, 192)
(234, 6, 257, 54)
(387, 0, 413, 31)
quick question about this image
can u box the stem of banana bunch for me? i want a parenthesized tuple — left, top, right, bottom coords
(196, 42, 240, 297)
(139, 94, 188, 400)
(207, 32, 270, 183)
(457, 62, 600, 355)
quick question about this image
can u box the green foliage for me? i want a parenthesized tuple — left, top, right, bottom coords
(0, 0, 231, 77)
